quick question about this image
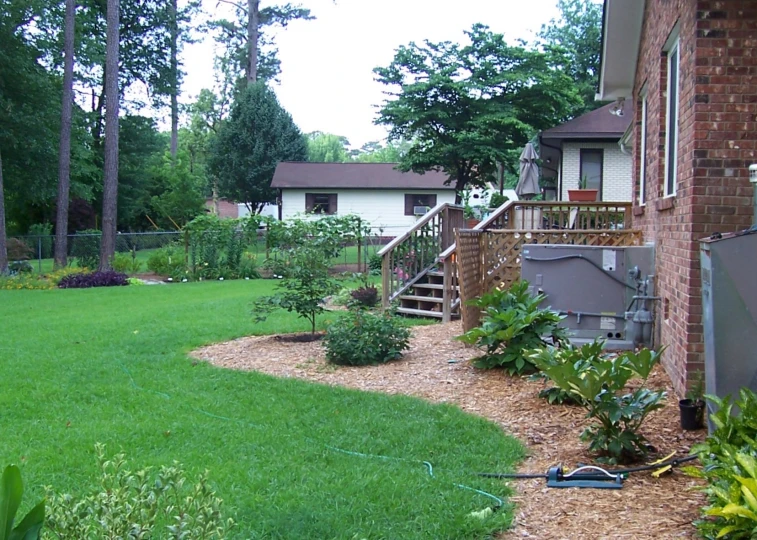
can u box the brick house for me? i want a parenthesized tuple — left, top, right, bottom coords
(598, 0, 756, 394)
(539, 102, 634, 201)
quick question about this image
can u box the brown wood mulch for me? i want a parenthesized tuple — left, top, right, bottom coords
(191, 322, 707, 540)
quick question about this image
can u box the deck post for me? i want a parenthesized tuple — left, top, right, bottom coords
(381, 251, 390, 309)
(442, 256, 451, 323)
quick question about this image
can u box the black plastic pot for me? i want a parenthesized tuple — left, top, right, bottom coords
(679, 399, 705, 430)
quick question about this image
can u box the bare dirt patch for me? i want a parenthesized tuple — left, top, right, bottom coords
(191, 322, 707, 539)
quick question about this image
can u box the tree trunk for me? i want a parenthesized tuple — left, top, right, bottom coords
(169, 0, 178, 160)
(246, 0, 259, 84)
(54, 0, 76, 269)
(0, 149, 8, 275)
(99, 0, 120, 271)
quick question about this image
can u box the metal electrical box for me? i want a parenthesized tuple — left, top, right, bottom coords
(700, 228, 757, 406)
(520, 244, 655, 347)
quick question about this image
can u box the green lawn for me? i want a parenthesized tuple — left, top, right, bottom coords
(0, 281, 524, 539)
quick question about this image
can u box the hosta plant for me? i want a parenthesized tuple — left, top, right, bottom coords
(529, 342, 666, 464)
(685, 389, 757, 539)
(0, 464, 45, 540)
(457, 280, 569, 374)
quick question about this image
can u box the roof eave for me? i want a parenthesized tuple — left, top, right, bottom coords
(596, 0, 646, 101)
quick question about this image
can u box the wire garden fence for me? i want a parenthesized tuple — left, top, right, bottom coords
(7, 230, 388, 275)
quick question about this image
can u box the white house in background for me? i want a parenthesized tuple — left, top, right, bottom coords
(539, 102, 634, 201)
(237, 203, 277, 220)
(270, 162, 457, 236)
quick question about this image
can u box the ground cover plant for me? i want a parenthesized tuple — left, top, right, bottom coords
(0, 281, 524, 539)
(324, 310, 410, 366)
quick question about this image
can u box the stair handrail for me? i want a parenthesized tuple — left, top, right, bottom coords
(380, 202, 464, 308)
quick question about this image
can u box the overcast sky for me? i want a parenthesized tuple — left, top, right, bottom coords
(181, 0, 563, 148)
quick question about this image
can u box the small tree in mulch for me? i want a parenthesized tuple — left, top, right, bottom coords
(252, 245, 339, 335)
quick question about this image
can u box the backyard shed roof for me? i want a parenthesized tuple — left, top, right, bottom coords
(541, 102, 634, 139)
(270, 162, 454, 190)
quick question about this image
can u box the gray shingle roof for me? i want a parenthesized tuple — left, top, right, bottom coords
(270, 162, 454, 190)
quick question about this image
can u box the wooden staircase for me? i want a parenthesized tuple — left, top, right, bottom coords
(380, 199, 635, 323)
(396, 268, 460, 319)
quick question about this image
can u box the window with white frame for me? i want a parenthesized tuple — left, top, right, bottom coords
(664, 38, 680, 197)
(639, 91, 648, 204)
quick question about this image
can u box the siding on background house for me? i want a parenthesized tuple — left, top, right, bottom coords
(560, 142, 633, 201)
(626, 0, 756, 393)
(280, 188, 456, 235)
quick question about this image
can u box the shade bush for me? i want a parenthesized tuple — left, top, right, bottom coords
(324, 310, 411, 366)
(112, 252, 142, 274)
(529, 341, 666, 463)
(58, 271, 129, 289)
(457, 280, 568, 374)
(70, 229, 101, 269)
(350, 285, 379, 308)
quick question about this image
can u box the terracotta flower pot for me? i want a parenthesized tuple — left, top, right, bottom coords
(567, 189, 599, 202)
(466, 218, 481, 228)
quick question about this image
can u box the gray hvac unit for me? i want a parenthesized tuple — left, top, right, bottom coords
(700, 228, 757, 411)
(520, 244, 656, 348)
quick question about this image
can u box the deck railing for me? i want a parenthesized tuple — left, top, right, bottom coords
(379, 203, 464, 309)
(380, 199, 635, 322)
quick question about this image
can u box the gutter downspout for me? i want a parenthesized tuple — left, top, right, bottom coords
(539, 136, 563, 200)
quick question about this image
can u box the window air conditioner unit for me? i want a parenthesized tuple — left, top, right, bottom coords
(413, 205, 429, 216)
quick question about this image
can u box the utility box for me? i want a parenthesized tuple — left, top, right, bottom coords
(520, 244, 655, 346)
(700, 228, 757, 409)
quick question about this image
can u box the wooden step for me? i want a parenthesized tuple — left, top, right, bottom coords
(412, 283, 459, 291)
(426, 270, 445, 277)
(399, 295, 443, 303)
(396, 307, 444, 318)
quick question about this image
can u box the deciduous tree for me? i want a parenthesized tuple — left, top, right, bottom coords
(374, 24, 579, 201)
(306, 132, 350, 162)
(538, 0, 604, 116)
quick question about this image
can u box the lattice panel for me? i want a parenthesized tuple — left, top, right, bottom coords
(482, 229, 643, 295)
(455, 229, 484, 332)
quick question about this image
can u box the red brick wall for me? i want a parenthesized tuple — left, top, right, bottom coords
(631, 0, 756, 395)
(204, 199, 239, 219)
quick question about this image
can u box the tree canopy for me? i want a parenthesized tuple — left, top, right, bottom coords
(208, 82, 307, 212)
(538, 0, 604, 116)
(374, 24, 580, 198)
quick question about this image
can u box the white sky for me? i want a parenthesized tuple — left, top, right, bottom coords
(181, 0, 563, 148)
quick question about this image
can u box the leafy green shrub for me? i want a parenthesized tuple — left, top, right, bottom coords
(238, 253, 261, 279)
(112, 252, 142, 274)
(28, 222, 53, 259)
(489, 193, 509, 208)
(529, 342, 666, 463)
(147, 244, 186, 276)
(368, 253, 383, 272)
(324, 310, 411, 366)
(350, 285, 379, 308)
(457, 280, 568, 374)
(0, 464, 45, 540)
(45, 444, 234, 539)
(684, 389, 757, 539)
(58, 271, 129, 289)
(252, 246, 340, 333)
(70, 229, 101, 269)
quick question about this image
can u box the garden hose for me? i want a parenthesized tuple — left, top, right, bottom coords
(478, 454, 699, 482)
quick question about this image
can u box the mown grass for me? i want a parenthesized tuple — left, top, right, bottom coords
(0, 281, 524, 539)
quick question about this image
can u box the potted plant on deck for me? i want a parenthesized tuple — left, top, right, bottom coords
(679, 370, 706, 430)
(567, 175, 599, 202)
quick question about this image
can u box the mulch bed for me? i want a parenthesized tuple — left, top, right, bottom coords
(191, 322, 707, 539)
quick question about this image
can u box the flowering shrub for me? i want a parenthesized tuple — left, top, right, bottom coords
(58, 271, 129, 289)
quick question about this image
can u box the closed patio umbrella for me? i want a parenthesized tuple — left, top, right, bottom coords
(516, 143, 540, 200)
